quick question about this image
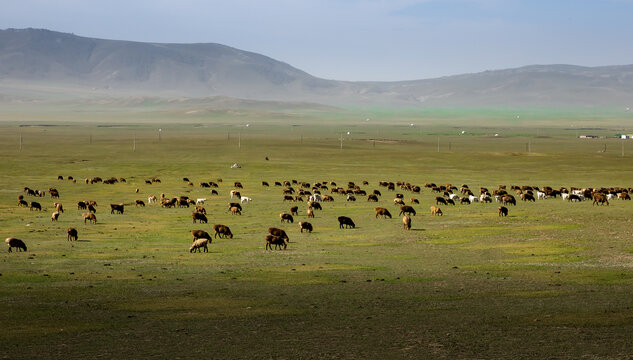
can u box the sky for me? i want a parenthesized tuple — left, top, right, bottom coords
(1, 0, 632, 81)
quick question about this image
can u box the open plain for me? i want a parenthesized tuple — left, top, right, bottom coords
(2, 104, 633, 359)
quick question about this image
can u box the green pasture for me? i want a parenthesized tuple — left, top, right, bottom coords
(2, 105, 633, 359)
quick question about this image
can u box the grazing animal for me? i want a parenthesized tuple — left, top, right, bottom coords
(619, 192, 631, 200)
(192, 212, 208, 223)
(240, 196, 252, 203)
(54, 202, 64, 213)
(268, 227, 290, 242)
(135, 199, 146, 207)
(262, 181, 270, 187)
(283, 195, 295, 202)
(480, 194, 492, 203)
(460, 197, 471, 205)
(298, 221, 313, 233)
(196, 198, 206, 205)
(18, 199, 28, 207)
(290, 206, 299, 216)
(322, 195, 334, 202)
(394, 198, 405, 206)
(430, 206, 443, 216)
(88, 204, 97, 213)
(230, 206, 241, 215)
(230, 190, 241, 199)
(194, 206, 206, 215)
(67, 227, 78, 241)
(410, 198, 419, 204)
(110, 203, 124, 214)
(191, 229, 213, 242)
(567, 194, 581, 202)
(6, 237, 27, 252)
(367, 194, 379, 202)
(498, 206, 508, 217)
(148, 195, 158, 204)
(403, 215, 411, 230)
(51, 211, 60, 222)
(29, 201, 42, 211)
(399, 205, 416, 216)
(189, 238, 209, 253)
(265, 235, 287, 250)
(212, 225, 233, 239)
(83, 212, 97, 224)
(592, 193, 609, 206)
(346, 194, 356, 202)
(338, 216, 355, 229)
(374, 207, 392, 219)
(308, 201, 322, 211)
(227, 202, 242, 211)
(521, 193, 536, 202)
(502, 195, 516, 206)
(280, 213, 294, 223)
(435, 197, 447, 205)
(306, 208, 314, 218)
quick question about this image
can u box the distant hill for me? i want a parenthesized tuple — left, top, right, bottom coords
(1, 28, 632, 107)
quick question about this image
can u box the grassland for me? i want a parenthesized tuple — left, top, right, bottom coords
(2, 104, 633, 359)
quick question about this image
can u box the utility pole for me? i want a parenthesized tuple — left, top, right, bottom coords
(133, 133, 136, 152)
(340, 132, 343, 150)
(238, 132, 241, 149)
(19, 133, 22, 152)
(437, 137, 440, 152)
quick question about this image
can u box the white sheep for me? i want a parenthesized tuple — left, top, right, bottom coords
(561, 193, 570, 200)
(537, 191, 547, 200)
(469, 195, 479, 203)
(240, 196, 252, 203)
(189, 238, 209, 253)
(196, 198, 207, 205)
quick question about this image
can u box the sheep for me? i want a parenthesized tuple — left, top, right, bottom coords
(283, 195, 295, 202)
(190, 238, 210, 253)
(346, 194, 356, 202)
(268, 227, 289, 243)
(265, 235, 287, 250)
(410, 198, 419, 204)
(18, 199, 28, 207)
(480, 194, 492, 203)
(322, 195, 334, 202)
(135, 199, 146, 207)
(227, 203, 242, 211)
(280, 213, 294, 223)
(88, 204, 97, 213)
(592, 193, 609, 206)
(367, 194, 379, 202)
(460, 197, 471, 205)
(6, 237, 27, 252)
(502, 195, 516, 206)
(211, 190, 219, 195)
(67, 227, 78, 241)
(374, 207, 392, 219)
(240, 196, 252, 204)
(521, 193, 536, 202)
(403, 215, 411, 230)
(262, 181, 270, 187)
(51, 211, 60, 222)
(194, 206, 206, 215)
(618, 192, 631, 200)
(29, 201, 42, 211)
(338, 216, 355, 229)
(110, 203, 124, 214)
(148, 195, 158, 204)
(537, 191, 547, 200)
(498, 206, 508, 217)
(430, 206, 443, 216)
(399, 205, 416, 216)
(449, 194, 460, 201)
(309, 194, 322, 203)
(212, 225, 233, 239)
(83, 212, 97, 224)
(230, 206, 242, 215)
(192, 212, 208, 223)
(435, 197, 447, 205)
(53, 202, 64, 213)
(196, 198, 207, 205)
(290, 206, 299, 216)
(230, 190, 241, 199)
(469, 195, 479, 203)
(191, 229, 213, 242)
(394, 198, 405, 206)
(298, 221, 313, 233)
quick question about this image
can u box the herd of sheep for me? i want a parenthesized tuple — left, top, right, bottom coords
(7, 177, 630, 254)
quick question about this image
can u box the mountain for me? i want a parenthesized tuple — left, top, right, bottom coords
(1, 28, 632, 107)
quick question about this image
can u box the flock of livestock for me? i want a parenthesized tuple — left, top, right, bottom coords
(6, 175, 630, 254)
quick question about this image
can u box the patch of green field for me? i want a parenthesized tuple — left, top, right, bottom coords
(2, 104, 633, 359)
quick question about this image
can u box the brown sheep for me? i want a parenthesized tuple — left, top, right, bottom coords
(521, 193, 536, 202)
(88, 204, 97, 213)
(67, 227, 78, 241)
(192, 229, 213, 242)
(374, 207, 392, 219)
(110, 203, 124, 214)
(265, 235, 287, 250)
(18, 199, 28, 207)
(230, 206, 242, 215)
(399, 205, 416, 216)
(227, 202, 242, 211)
(618, 192, 631, 200)
(306, 208, 314, 218)
(280, 213, 294, 223)
(430, 206, 443, 216)
(367, 194, 379, 202)
(410, 198, 419, 204)
(308, 202, 322, 210)
(135, 199, 146, 207)
(194, 205, 206, 215)
(192, 212, 208, 223)
(592, 193, 609, 206)
(322, 195, 334, 202)
(502, 195, 516, 206)
(77, 201, 87, 210)
(498, 206, 508, 217)
(435, 197, 447, 205)
(190, 238, 209, 253)
(268, 227, 290, 242)
(283, 195, 295, 202)
(212, 225, 233, 239)
(83, 212, 97, 224)
(298, 221, 313, 233)
(51, 211, 60, 222)
(29, 201, 42, 211)
(290, 206, 299, 216)
(402, 215, 411, 230)
(395, 193, 404, 199)
(6, 237, 27, 252)
(54, 202, 64, 213)
(394, 198, 405, 206)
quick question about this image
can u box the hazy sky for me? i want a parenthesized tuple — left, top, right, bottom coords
(2, 0, 632, 81)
